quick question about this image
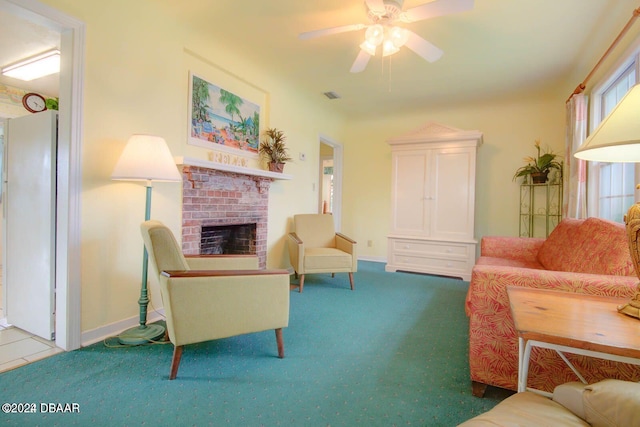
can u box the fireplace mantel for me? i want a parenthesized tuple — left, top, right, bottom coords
(175, 156, 293, 180)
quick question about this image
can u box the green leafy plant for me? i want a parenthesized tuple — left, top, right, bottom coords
(513, 139, 563, 182)
(45, 97, 59, 110)
(259, 128, 292, 164)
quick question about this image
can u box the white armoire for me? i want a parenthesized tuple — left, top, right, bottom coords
(385, 122, 483, 281)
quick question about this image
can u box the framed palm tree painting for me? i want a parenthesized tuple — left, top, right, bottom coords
(188, 72, 261, 158)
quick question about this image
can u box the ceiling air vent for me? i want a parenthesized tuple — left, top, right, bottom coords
(323, 91, 341, 100)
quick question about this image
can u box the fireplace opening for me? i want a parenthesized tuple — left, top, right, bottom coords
(200, 223, 257, 255)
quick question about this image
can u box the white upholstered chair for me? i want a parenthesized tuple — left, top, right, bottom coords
(140, 220, 290, 380)
(287, 214, 357, 293)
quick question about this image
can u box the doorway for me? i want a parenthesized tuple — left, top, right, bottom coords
(0, 0, 84, 351)
(318, 135, 343, 231)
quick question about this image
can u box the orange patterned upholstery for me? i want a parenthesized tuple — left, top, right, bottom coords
(466, 217, 640, 396)
(537, 217, 635, 276)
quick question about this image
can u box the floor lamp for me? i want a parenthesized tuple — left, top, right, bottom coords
(575, 83, 640, 319)
(111, 134, 182, 344)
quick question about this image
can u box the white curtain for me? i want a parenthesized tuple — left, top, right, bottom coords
(563, 94, 588, 219)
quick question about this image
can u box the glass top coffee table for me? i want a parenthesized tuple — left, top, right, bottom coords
(507, 286, 640, 396)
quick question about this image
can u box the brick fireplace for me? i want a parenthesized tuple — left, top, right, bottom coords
(181, 165, 272, 268)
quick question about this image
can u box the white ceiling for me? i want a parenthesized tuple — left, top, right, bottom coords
(0, 8, 60, 97)
(152, 0, 633, 118)
(1, 0, 636, 118)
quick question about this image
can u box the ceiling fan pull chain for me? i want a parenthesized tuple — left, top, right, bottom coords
(388, 55, 393, 93)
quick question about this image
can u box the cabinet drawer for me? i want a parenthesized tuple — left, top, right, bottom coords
(390, 253, 471, 272)
(390, 239, 471, 257)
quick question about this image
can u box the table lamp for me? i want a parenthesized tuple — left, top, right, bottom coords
(575, 83, 640, 319)
(111, 134, 182, 344)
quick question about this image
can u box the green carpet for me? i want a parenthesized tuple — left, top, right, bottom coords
(0, 261, 511, 426)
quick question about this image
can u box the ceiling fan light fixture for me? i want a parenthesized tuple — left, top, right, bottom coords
(360, 40, 377, 56)
(382, 39, 400, 56)
(365, 24, 385, 46)
(389, 26, 409, 48)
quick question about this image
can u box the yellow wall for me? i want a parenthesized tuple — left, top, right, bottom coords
(342, 88, 566, 259)
(38, 0, 640, 336)
(43, 0, 346, 332)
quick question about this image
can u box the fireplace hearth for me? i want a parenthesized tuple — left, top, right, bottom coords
(181, 165, 271, 268)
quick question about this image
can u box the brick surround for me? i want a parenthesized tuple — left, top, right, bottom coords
(181, 165, 271, 268)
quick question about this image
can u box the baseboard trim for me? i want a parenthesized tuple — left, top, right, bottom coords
(81, 309, 166, 347)
(358, 256, 387, 263)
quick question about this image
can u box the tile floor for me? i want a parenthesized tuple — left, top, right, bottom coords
(0, 282, 63, 374)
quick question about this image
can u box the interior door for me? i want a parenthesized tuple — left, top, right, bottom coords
(3, 110, 57, 340)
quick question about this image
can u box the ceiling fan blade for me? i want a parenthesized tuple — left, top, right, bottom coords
(298, 24, 366, 40)
(365, 0, 386, 15)
(350, 49, 372, 73)
(404, 30, 444, 62)
(402, 0, 474, 23)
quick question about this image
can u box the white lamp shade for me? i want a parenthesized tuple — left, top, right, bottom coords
(574, 84, 640, 162)
(111, 134, 182, 182)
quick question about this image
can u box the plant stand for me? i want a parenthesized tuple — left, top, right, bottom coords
(519, 180, 563, 238)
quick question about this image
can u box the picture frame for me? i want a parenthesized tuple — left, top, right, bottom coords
(188, 71, 261, 158)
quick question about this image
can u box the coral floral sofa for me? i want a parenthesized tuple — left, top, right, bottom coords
(465, 217, 640, 397)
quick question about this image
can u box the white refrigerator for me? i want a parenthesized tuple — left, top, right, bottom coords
(3, 110, 57, 340)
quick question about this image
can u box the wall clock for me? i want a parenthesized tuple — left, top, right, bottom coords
(22, 92, 47, 113)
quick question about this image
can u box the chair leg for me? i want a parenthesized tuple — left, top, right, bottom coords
(349, 272, 354, 290)
(471, 381, 488, 398)
(275, 328, 284, 358)
(299, 274, 305, 293)
(169, 345, 183, 380)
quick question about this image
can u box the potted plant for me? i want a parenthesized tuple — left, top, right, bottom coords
(513, 139, 563, 184)
(259, 128, 292, 173)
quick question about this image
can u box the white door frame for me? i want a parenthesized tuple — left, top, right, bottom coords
(0, 0, 84, 351)
(319, 134, 343, 231)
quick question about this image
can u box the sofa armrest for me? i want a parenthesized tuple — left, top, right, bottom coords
(162, 269, 289, 278)
(466, 264, 638, 316)
(553, 382, 587, 421)
(287, 232, 304, 273)
(336, 233, 357, 272)
(336, 233, 357, 254)
(481, 236, 545, 261)
(466, 264, 639, 392)
(185, 255, 259, 270)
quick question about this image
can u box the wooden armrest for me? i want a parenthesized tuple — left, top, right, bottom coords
(161, 269, 289, 278)
(184, 254, 257, 259)
(288, 232, 302, 244)
(336, 233, 356, 244)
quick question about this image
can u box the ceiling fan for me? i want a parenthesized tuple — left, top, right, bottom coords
(299, 0, 474, 73)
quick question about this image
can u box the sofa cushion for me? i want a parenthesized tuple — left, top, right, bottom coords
(457, 391, 589, 426)
(476, 256, 545, 270)
(303, 248, 352, 270)
(583, 379, 640, 427)
(537, 217, 634, 276)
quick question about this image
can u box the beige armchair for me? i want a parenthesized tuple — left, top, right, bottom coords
(287, 214, 357, 293)
(140, 220, 290, 380)
(459, 379, 640, 426)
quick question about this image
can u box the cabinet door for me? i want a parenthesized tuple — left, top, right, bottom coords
(391, 150, 429, 235)
(429, 147, 475, 240)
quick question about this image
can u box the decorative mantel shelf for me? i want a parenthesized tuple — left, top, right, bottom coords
(175, 156, 293, 180)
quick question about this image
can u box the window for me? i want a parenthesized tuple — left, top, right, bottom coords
(588, 58, 639, 222)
